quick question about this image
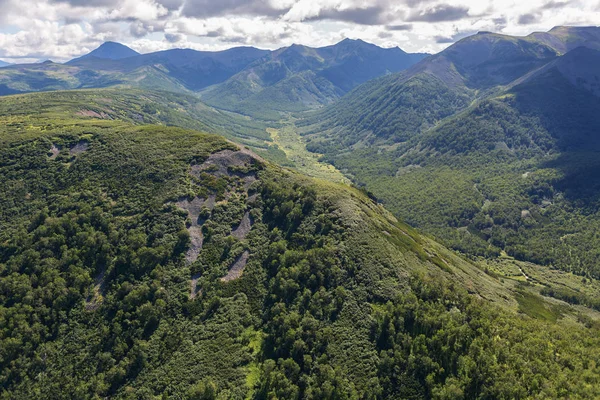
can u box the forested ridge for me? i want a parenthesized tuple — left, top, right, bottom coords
(1, 90, 600, 399)
(299, 28, 600, 287)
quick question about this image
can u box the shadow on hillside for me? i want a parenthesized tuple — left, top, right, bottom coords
(539, 151, 600, 211)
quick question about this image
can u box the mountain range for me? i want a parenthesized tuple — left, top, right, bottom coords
(199, 39, 427, 118)
(300, 25, 600, 278)
(0, 39, 426, 112)
(2, 82, 600, 399)
(3, 25, 600, 399)
(302, 26, 600, 151)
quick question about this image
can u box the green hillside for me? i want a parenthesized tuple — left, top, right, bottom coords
(2, 90, 600, 399)
(301, 73, 472, 153)
(200, 40, 427, 119)
(300, 32, 600, 283)
(0, 89, 271, 147)
(0, 45, 270, 97)
(0, 40, 424, 112)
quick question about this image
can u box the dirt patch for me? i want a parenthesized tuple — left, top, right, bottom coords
(177, 195, 216, 223)
(69, 141, 89, 156)
(247, 193, 258, 204)
(85, 269, 106, 311)
(190, 271, 202, 299)
(48, 144, 60, 160)
(204, 195, 216, 211)
(232, 211, 252, 240)
(186, 226, 203, 264)
(76, 109, 111, 119)
(179, 147, 261, 274)
(192, 149, 259, 179)
(177, 196, 216, 264)
(220, 251, 250, 282)
(177, 197, 203, 225)
(243, 175, 257, 190)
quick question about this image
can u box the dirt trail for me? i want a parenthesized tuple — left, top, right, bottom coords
(232, 212, 252, 240)
(190, 272, 202, 299)
(221, 251, 250, 282)
(85, 269, 106, 311)
(518, 266, 530, 281)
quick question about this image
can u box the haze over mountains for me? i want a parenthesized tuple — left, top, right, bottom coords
(304, 26, 600, 152)
(200, 39, 427, 117)
(0, 39, 426, 108)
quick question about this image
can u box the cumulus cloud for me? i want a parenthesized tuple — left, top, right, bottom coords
(50, 0, 118, 6)
(164, 32, 185, 42)
(0, 0, 598, 62)
(181, 0, 286, 18)
(541, 1, 569, 9)
(408, 4, 471, 22)
(386, 24, 413, 31)
(304, 6, 388, 25)
(130, 21, 154, 37)
(518, 13, 539, 24)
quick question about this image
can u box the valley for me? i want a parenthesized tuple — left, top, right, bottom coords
(266, 123, 350, 184)
(2, 24, 600, 399)
(300, 26, 600, 282)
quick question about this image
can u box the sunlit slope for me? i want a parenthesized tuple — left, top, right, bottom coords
(1, 91, 600, 398)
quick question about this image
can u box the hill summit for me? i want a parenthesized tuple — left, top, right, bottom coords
(69, 41, 140, 63)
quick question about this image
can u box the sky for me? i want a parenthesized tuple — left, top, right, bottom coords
(0, 0, 598, 63)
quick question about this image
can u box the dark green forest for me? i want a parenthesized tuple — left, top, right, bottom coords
(301, 60, 600, 281)
(1, 91, 600, 399)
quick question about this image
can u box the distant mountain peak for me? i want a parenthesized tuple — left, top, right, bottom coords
(339, 38, 366, 44)
(288, 43, 309, 50)
(68, 41, 140, 64)
(549, 25, 599, 32)
(335, 38, 373, 48)
(529, 25, 600, 54)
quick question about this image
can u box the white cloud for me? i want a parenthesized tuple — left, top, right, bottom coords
(106, 0, 168, 21)
(0, 0, 598, 62)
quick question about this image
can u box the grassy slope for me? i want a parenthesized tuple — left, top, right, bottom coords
(2, 91, 600, 398)
(334, 67, 600, 275)
(299, 43, 600, 281)
(0, 88, 355, 187)
(0, 89, 271, 147)
(299, 73, 473, 154)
